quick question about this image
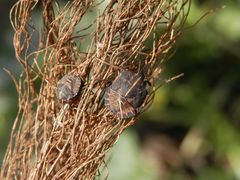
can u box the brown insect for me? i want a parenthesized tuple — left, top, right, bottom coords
(56, 75, 82, 102)
(104, 70, 148, 119)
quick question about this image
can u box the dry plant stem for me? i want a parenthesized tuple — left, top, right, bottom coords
(1, 0, 190, 179)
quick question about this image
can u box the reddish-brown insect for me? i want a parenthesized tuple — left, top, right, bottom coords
(104, 70, 148, 119)
(56, 75, 82, 102)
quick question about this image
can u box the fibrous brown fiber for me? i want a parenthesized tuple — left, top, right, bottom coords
(0, 0, 190, 179)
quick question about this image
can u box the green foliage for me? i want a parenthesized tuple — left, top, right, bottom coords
(99, 130, 158, 180)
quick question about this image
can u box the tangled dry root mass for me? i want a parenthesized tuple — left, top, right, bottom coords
(1, 0, 190, 179)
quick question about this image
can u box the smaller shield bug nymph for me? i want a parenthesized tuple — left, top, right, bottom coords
(56, 74, 82, 102)
(104, 70, 148, 119)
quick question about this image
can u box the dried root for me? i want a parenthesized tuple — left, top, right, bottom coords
(1, 0, 190, 179)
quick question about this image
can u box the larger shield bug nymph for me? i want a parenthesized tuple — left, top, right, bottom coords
(104, 70, 148, 119)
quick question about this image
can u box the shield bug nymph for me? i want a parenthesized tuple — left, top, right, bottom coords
(104, 70, 149, 119)
(56, 74, 82, 102)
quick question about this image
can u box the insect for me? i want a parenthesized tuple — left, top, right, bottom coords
(56, 75, 82, 102)
(104, 70, 148, 119)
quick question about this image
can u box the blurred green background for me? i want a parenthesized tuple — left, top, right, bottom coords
(1, 0, 240, 179)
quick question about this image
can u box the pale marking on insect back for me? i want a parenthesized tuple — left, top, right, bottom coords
(124, 76, 142, 97)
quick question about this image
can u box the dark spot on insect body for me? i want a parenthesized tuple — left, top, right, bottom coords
(56, 75, 82, 102)
(104, 70, 148, 119)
